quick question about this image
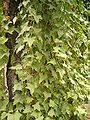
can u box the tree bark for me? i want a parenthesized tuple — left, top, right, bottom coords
(3, 0, 20, 101)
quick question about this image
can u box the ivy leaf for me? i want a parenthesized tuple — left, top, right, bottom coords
(26, 97, 33, 104)
(0, 99, 9, 111)
(31, 111, 42, 118)
(35, 52, 43, 61)
(24, 37, 35, 48)
(20, 22, 31, 34)
(48, 109, 55, 117)
(33, 102, 40, 111)
(14, 94, 23, 105)
(7, 111, 21, 120)
(26, 83, 35, 95)
(37, 115, 44, 120)
(53, 46, 60, 53)
(39, 73, 47, 84)
(34, 28, 41, 35)
(22, 0, 29, 7)
(23, 105, 32, 113)
(13, 17, 17, 24)
(1, 112, 7, 119)
(11, 64, 22, 70)
(57, 52, 67, 59)
(14, 111, 22, 120)
(34, 15, 42, 24)
(43, 102, 49, 112)
(44, 92, 51, 100)
(14, 81, 22, 92)
(16, 44, 25, 54)
(0, 37, 8, 44)
(77, 106, 86, 114)
(56, 68, 65, 79)
(16, 103, 24, 111)
(48, 59, 56, 65)
(49, 100, 56, 108)
(7, 114, 14, 120)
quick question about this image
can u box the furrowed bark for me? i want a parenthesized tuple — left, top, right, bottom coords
(3, 0, 20, 101)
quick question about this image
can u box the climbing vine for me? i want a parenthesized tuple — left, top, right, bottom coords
(0, 0, 90, 120)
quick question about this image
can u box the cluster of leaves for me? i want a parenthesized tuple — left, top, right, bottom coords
(0, 0, 90, 120)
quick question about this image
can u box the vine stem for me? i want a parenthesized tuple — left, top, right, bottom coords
(4, 64, 8, 96)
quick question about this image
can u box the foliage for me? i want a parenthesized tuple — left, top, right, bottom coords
(0, 0, 90, 120)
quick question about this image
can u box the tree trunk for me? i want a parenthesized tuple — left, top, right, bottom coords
(3, 0, 20, 101)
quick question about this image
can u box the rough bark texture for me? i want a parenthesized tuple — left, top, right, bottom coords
(5, 31, 18, 101)
(3, 0, 10, 16)
(3, 0, 19, 20)
(3, 0, 20, 101)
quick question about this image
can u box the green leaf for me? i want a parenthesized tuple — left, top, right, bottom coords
(7, 113, 14, 120)
(39, 73, 47, 84)
(1, 112, 7, 119)
(53, 46, 60, 53)
(26, 83, 35, 95)
(11, 64, 22, 70)
(23, 105, 32, 113)
(31, 111, 42, 118)
(57, 52, 67, 59)
(13, 17, 17, 24)
(34, 15, 42, 24)
(48, 109, 55, 117)
(24, 37, 35, 48)
(36, 115, 44, 120)
(20, 22, 31, 34)
(14, 81, 22, 92)
(48, 59, 56, 65)
(33, 102, 40, 111)
(16, 45, 24, 53)
(0, 37, 8, 44)
(14, 111, 22, 120)
(7, 111, 21, 120)
(56, 68, 65, 79)
(43, 102, 49, 112)
(49, 100, 56, 108)
(26, 96, 33, 104)
(0, 99, 9, 111)
(14, 94, 23, 105)
(44, 92, 51, 100)
(77, 106, 86, 114)
(35, 52, 43, 61)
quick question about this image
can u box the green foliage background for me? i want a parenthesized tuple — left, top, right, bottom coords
(0, 0, 90, 120)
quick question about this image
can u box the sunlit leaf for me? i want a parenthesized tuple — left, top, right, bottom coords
(48, 109, 55, 117)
